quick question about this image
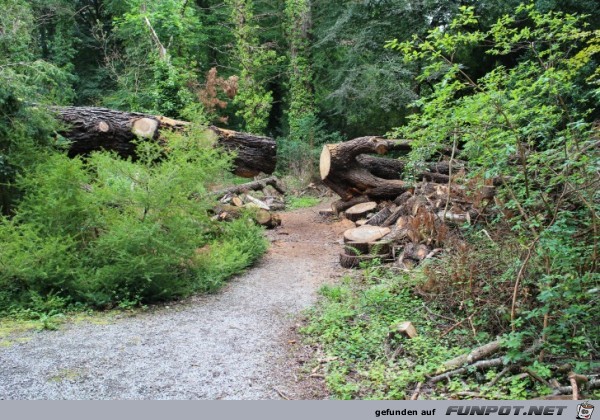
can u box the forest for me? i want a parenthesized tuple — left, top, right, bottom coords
(0, 0, 598, 400)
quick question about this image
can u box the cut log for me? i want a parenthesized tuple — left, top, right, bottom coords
(213, 176, 285, 197)
(339, 253, 378, 269)
(343, 225, 391, 243)
(252, 209, 281, 229)
(437, 210, 476, 224)
(356, 155, 405, 179)
(209, 126, 277, 177)
(356, 155, 457, 180)
(344, 242, 370, 255)
(254, 208, 273, 225)
(394, 191, 413, 206)
(213, 204, 279, 228)
(331, 196, 370, 215)
(366, 206, 394, 226)
(320, 137, 408, 200)
(231, 196, 244, 207)
(381, 206, 405, 227)
(344, 201, 377, 221)
(52, 106, 276, 178)
(244, 194, 270, 210)
(344, 240, 392, 256)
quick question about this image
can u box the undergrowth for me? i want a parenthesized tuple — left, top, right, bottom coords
(0, 126, 268, 317)
(302, 257, 599, 400)
(302, 263, 465, 400)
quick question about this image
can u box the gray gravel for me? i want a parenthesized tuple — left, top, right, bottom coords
(0, 204, 341, 400)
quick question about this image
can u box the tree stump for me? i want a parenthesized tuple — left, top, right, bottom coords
(343, 225, 391, 243)
(344, 201, 377, 221)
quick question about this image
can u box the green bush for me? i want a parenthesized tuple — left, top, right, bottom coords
(386, 4, 599, 360)
(0, 127, 267, 313)
(276, 115, 342, 178)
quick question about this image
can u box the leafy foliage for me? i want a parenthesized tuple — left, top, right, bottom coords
(303, 269, 462, 399)
(0, 128, 267, 313)
(0, 0, 74, 214)
(227, 0, 282, 134)
(284, 0, 315, 139)
(276, 114, 342, 179)
(386, 4, 599, 367)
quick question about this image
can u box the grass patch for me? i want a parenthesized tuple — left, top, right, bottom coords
(287, 196, 321, 210)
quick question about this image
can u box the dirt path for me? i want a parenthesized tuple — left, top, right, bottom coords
(0, 203, 348, 400)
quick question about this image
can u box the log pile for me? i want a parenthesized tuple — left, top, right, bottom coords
(320, 136, 495, 269)
(212, 176, 285, 229)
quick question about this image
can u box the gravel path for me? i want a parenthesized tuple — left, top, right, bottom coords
(0, 203, 346, 400)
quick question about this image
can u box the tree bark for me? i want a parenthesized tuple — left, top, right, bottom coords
(356, 154, 456, 181)
(331, 195, 370, 215)
(320, 137, 409, 200)
(212, 176, 285, 197)
(344, 201, 377, 221)
(52, 106, 277, 178)
(209, 126, 277, 177)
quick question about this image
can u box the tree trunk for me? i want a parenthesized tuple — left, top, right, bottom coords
(209, 126, 277, 177)
(212, 176, 285, 197)
(356, 154, 456, 181)
(52, 106, 276, 178)
(320, 137, 409, 200)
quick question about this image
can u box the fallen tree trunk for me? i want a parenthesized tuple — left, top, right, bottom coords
(52, 106, 277, 178)
(209, 126, 277, 177)
(439, 340, 502, 372)
(320, 137, 409, 200)
(428, 340, 543, 384)
(212, 176, 285, 197)
(356, 155, 456, 180)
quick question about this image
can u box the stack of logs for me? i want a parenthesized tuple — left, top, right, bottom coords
(212, 176, 286, 229)
(319, 136, 496, 269)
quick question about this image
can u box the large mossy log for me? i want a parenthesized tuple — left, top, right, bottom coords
(52, 106, 276, 178)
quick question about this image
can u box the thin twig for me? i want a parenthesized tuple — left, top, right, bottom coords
(569, 376, 579, 400)
(487, 367, 510, 387)
(510, 238, 539, 331)
(422, 303, 457, 323)
(273, 387, 291, 400)
(440, 310, 479, 338)
(410, 382, 423, 400)
(442, 133, 458, 221)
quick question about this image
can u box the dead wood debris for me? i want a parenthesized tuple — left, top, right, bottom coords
(212, 176, 286, 229)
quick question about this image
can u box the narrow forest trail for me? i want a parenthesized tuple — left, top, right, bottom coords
(0, 202, 348, 400)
